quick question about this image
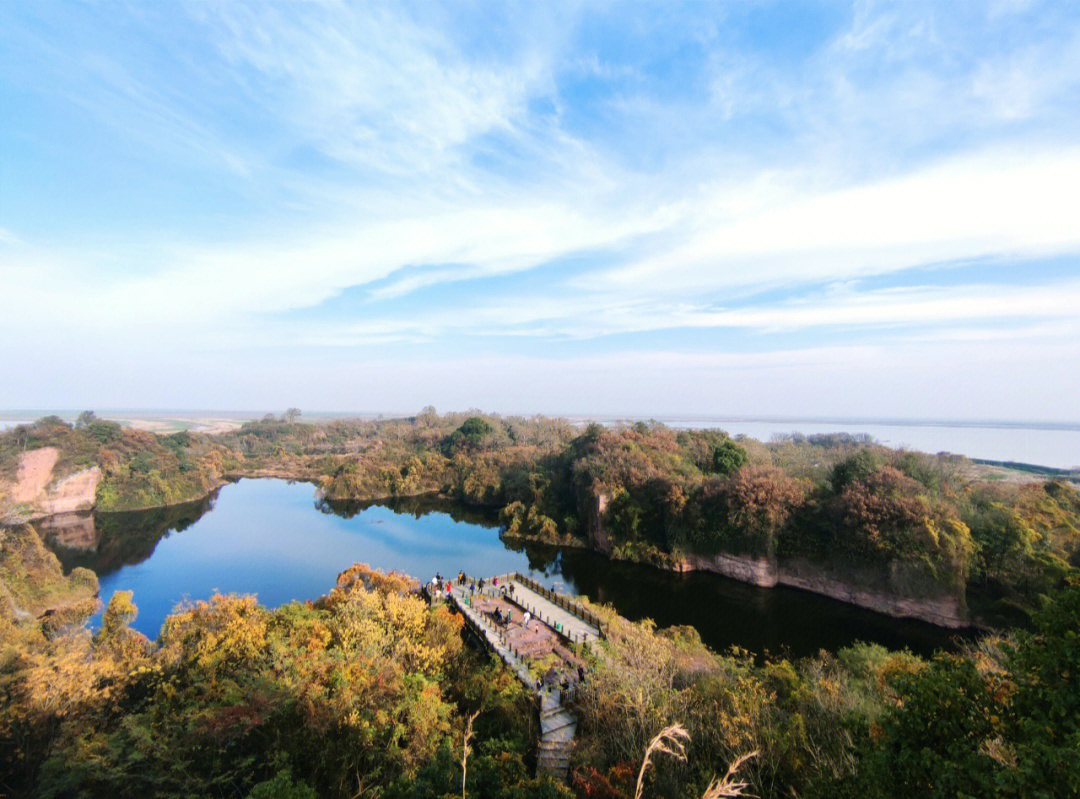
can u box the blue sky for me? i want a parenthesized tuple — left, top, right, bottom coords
(2, 0, 1079, 420)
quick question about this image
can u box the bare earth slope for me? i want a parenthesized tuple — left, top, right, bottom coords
(3, 446, 100, 519)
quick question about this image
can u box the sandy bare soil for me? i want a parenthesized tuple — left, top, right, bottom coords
(4, 447, 100, 516)
(12, 447, 58, 503)
(967, 461, 1078, 486)
(120, 417, 244, 435)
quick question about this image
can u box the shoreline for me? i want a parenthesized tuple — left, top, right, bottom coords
(21, 474, 980, 632)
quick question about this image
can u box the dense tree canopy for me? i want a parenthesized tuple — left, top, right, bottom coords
(2, 411, 1078, 629)
(710, 439, 748, 476)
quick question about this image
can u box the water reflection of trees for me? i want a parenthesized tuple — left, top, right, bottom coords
(317, 493, 503, 527)
(44, 491, 218, 577)
(513, 546, 962, 660)
(40, 484, 963, 659)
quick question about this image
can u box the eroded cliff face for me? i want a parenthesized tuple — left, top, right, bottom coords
(39, 467, 101, 515)
(2, 447, 101, 519)
(10, 447, 59, 503)
(589, 490, 968, 628)
(586, 492, 613, 552)
(777, 559, 967, 628)
(674, 551, 779, 586)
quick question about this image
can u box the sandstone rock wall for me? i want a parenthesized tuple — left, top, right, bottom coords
(590, 491, 968, 628)
(38, 467, 101, 516)
(776, 564, 966, 627)
(2, 447, 101, 519)
(674, 551, 778, 586)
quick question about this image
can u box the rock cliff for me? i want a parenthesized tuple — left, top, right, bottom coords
(2, 447, 101, 519)
(590, 491, 968, 628)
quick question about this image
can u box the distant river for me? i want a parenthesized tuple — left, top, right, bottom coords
(653, 418, 1080, 470)
(42, 478, 961, 658)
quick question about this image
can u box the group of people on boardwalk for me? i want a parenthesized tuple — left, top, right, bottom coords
(426, 572, 454, 599)
(426, 569, 593, 709)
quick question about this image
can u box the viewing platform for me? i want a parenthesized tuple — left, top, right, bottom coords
(434, 572, 603, 780)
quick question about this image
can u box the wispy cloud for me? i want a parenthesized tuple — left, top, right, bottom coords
(186, 0, 572, 178)
(583, 145, 1080, 296)
(1, 1, 1079, 418)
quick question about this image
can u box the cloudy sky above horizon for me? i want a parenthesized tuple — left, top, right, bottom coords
(2, 1, 1079, 420)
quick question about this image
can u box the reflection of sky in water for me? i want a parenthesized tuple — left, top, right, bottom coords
(94, 479, 551, 638)
(88, 479, 964, 658)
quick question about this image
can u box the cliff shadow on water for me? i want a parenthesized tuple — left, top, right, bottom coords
(280, 491, 972, 659)
(504, 544, 972, 660)
(39, 489, 220, 577)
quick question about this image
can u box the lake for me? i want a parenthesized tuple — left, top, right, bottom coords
(43, 478, 963, 657)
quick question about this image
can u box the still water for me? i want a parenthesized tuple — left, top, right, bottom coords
(44, 478, 962, 657)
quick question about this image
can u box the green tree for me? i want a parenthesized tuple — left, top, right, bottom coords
(829, 449, 886, 493)
(969, 504, 1034, 584)
(1007, 581, 1080, 794)
(444, 417, 494, 452)
(459, 417, 492, 441)
(88, 419, 123, 444)
(98, 590, 138, 641)
(246, 770, 318, 799)
(842, 581, 1080, 798)
(710, 439, 748, 476)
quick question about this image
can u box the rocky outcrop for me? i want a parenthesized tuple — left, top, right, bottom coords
(666, 549, 967, 627)
(674, 551, 778, 585)
(3, 447, 101, 519)
(10, 447, 59, 503)
(590, 492, 968, 628)
(586, 492, 613, 551)
(38, 467, 101, 516)
(777, 559, 967, 628)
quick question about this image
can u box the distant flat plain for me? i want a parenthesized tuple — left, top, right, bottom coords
(2, 410, 1077, 472)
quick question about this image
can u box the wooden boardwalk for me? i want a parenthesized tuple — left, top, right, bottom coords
(444, 574, 601, 780)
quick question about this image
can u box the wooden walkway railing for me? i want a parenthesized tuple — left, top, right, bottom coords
(511, 572, 607, 639)
(465, 573, 604, 645)
(445, 583, 582, 781)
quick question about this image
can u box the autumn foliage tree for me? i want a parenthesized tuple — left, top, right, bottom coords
(723, 465, 806, 557)
(0, 561, 566, 799)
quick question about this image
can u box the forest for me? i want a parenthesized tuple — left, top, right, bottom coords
(1, 535, 1077, 798)
(2, 411, 1079, 796)
(3, 411, 1079, 627)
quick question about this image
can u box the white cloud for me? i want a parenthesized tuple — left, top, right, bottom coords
(188, 1, 568, 176)
(971, 29, 1080, 121)
(4, 1, 1080, 420)
(583, 145, 1080, 296)
(269, 276, 1080, 347)
(0, 198, 656, 331)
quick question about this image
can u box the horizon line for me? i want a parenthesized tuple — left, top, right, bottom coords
(2, 408, 1079, 432)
